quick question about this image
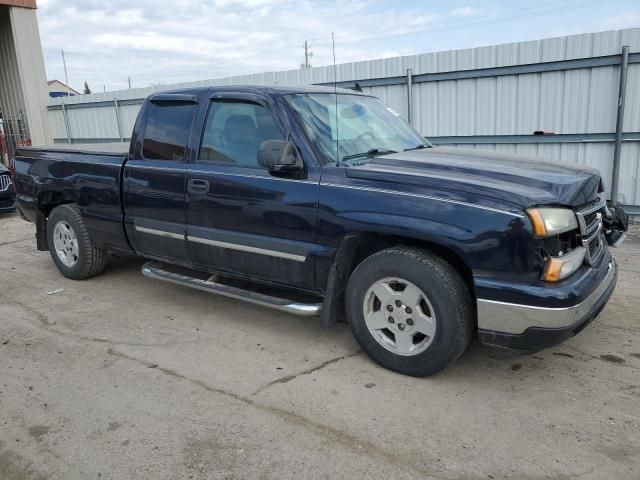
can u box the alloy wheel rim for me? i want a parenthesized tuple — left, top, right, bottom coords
(53, 221, 79, 267)
(362, 277, 437, 356)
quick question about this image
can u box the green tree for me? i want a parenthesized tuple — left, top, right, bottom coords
(83, 81, 91, 95)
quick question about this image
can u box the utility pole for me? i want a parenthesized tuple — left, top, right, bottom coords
(301, 40, 312, 69)
(128, 76, 131, 90)
(611, 45, 629, 206)
(61, 50, 70, 97)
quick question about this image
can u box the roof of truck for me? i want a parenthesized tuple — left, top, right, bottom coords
(22, 85, 368, 156)
(160, 84, 367, 96)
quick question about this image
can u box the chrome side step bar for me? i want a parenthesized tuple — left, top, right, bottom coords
(142, 261, 322, 317)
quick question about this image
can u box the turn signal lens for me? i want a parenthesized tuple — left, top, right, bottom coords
(528, 208, 546, 236)
(527, 207, 579, 237)
(542, 247, 586, 282)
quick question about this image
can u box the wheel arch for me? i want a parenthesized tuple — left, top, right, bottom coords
(38, 190, 76, 216)
(320, 230, 476, 327)
(35, 191, 76, 251)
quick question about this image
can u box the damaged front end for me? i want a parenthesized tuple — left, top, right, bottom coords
(528, 196, 629, 284)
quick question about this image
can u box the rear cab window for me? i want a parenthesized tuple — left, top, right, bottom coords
(142, 101, 197, 161)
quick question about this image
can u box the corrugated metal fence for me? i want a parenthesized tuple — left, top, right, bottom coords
(48, 28, 640, 212)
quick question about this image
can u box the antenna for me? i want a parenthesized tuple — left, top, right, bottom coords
(332, 32, 339, 167)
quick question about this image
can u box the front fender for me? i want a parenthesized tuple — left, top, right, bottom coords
(316, 177, 534, 291)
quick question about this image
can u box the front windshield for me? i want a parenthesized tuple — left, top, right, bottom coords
(285, 93, 430, 165)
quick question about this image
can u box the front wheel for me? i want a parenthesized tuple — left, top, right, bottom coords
(345, 246, 474, 376)
(47, 204, 107, 280)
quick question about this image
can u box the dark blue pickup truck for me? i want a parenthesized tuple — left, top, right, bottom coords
(13, 85, 628, 376)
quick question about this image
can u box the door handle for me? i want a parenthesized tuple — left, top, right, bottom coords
(187, 179, 210, 195)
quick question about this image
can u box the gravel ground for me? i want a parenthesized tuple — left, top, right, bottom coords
(1, 212, 639, 480)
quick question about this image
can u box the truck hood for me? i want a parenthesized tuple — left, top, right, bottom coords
(346, 146, 603, 208)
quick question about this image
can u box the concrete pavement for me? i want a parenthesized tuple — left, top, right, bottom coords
(1, 213, 639, 479)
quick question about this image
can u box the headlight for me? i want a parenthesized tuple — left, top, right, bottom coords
(527, 207, 578, 237)
(542, 247, 586, 282)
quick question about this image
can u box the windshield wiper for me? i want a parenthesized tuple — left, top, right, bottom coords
(341, 148, 397, 162)
(403, 144, 430, 151)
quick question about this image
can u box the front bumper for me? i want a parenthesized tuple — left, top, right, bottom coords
(477, 259, 617, 353)
(0, 189, 15, 212)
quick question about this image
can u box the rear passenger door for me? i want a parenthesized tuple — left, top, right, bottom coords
(185, 93, 319, 289)
(123, 94, 197, 262)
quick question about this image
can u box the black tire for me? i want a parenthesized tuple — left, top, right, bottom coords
(47, 204, 107, 280)
(346, 246, 474, 377)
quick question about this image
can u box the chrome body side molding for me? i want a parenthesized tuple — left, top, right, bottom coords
(135, 225, 184, 240)
(134, 222, 309, 262)
(187, 235, 307, 262)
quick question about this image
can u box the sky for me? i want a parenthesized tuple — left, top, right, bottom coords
(36, 0, 640, 92)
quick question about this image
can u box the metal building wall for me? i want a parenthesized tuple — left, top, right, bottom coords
(48, 28, 640, 209)
(8, 5, 51, 146)
(0, 4, 51, 148)
(0, 6, 25, 122)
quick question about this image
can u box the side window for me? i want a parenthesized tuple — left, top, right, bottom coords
(142, 101, 196, 161)
(199, 101, 285, 167)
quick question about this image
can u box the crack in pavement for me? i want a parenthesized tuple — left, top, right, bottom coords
(251, 350, 363, 396)
(106, 347, 443, 479)
(595, 323, 640, 334)
(1, 286, 442, 477)
(0, 292, 52, 326)
(0, 292, 217, 348)
(2, 291, 441, 477)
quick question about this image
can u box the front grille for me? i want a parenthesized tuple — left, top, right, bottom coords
(588, 236, 600, 256)
(588, 234, 605, 265)
(575, 199, 606, 266)
(582, 211, 598, 231)
(0, 174, 10, 192)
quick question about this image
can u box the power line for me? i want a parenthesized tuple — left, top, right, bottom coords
(198, 42, 305, 70)
(137, 0, 616, 81)
(120, 0, 622, 85)
(127, 43, 304, 84)
(333, 0, 623, 45)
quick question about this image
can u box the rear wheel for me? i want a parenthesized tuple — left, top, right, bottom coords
(346, 246, 473, 376)
(47, 205, 107, 280)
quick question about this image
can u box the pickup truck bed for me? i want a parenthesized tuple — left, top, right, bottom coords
(15, 146, 130, 253)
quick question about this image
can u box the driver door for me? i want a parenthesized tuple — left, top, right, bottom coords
(185, 94, 320, 289)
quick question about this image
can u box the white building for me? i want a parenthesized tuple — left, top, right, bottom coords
(48, 79, 80, 98)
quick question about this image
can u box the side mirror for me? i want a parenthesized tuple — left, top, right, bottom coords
(258, 140, 303, 173)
